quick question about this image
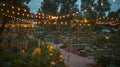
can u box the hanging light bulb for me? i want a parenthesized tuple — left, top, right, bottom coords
(2, 3, 5, 6)
(44, 22, 46, 24)
(101, 2, 104, 6)
(12, 11, 14, 14)
(11, 16, 13, 18)
(1, 9, 3, 11)
(8, 15, 10, 17)
(65, 22, 68, 25)
(76, 12, 79, 14)
(39, 16, 41, 18)
(13, 17, 15, 19)
(31, 15, 33, 17)
(49, 22, 50, 24)
(87, 24, 90, 26)
(84, 19, 88, 23)
(91, 6, 94, 10)
(59, 17, 62, 19)
(24, 9, 26, 12)
(27, 14, 29, 17)
(5, 14, 7, 16)
(84, 9, 87, 12)
(18, 8, 20, 11)
(79, 24, 81, 26)
(62, 16, 65, 18)
(7, 10, 9, 13)
(38, 13, 40, 15)
(12, 6, 14, 9)
(42, 14, 44, 16)
(17, 13, 20, 15)
(67, 15, 69, 17)
(22, 14, 24, 16)
(54, 22, 57, 24)
(72, 13, 75, 16)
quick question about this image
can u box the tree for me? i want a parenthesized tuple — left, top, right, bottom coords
(108, 8, 120, 28)
(96, 0, 111, 17)
(40, 0, 60, 15)
(81, 0, 97, 33)
(59, 0, 78, 15)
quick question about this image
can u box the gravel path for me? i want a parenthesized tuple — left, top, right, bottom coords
(60, 49, 94, 67)
(48, 43, 94, 67)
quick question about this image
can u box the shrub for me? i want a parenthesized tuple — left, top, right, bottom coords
(60, 40, 67, 48)
(84, 47, 93, 52)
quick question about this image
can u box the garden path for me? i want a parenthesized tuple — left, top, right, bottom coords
(48, 43, 94, 67)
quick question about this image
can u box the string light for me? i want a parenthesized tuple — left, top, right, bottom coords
(0, 3, 80, 25)
(54, 22, 57, 24)
(49, 22, 50, 24)
(91, 6, 94, 10)
(2, 3, 5, 6)
(39, 16, 41, 18)
(27, 14, 29, 17)
(72, 13, 75, 16)
(67, 15, 69, 17)
(61, 22, 63, 24)
(101, 2, 104, 6)
(18, 8, 20, 11)
(103, 16, 105, 18)
(1, 9, 3, 11)
(12, 6, 14, 9)
(24, 9, 26, 12)
(38, 13, 41, 15)
(12, 11, 14, 14)
(35, 16, 38, 18)
(65, 22, 68, 25)
(84, 9, 87, 12)
(22, 14, 25, 16)
(17, 13, 20, 15)
(79, 24, 81, 26)
(76, 12, 79, 14)
(7, 10, 9, 13)
(87, 23, 90, 26)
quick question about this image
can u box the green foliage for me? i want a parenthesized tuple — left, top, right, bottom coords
(40, 0, 59, 15)
(0, 42, 66, 67)
(96, 0, 111, 17)
(84, 47, 93, 52)
(59, 0, 78, 15)
(70, 37, 92, 44)
(94, 53, 111, 67)
(60, 41, 67, 48)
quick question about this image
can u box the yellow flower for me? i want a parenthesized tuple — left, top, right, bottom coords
(50, 45, 54, 49)
(59, 54, 63, 59)
(21, 50, 26, 54)
(49, 45, 54, 52)
(49, 53, 53, 57)
(34, 47, 41, 54)
(50, 61, 56, 66)
(105, 35, 109, 39)
(47, 45, 51, 48)
(49, 49, 53, 52)
(59, 59, 63, 62)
